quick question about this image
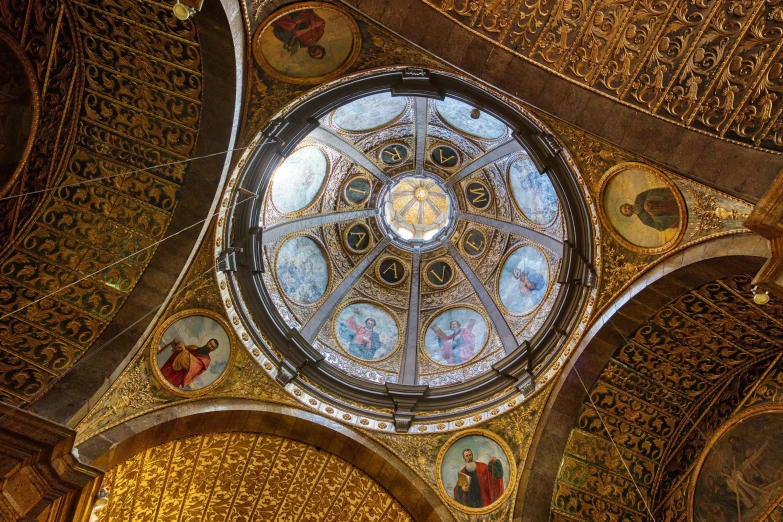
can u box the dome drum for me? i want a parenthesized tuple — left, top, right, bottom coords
(223, 67, 596, 429)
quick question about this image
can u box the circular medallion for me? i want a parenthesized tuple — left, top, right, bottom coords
(422, 306, 489, 366)
(461, 228, 487, 257)
(252, 2, 361, 85)
(435, 97, 508, 140)
(333, 93, 408, 131)
(466, 181, 492, 210)
(333, 301, 401, 361)
(598, 162, 686, 254)
(690, 406, 783, 522)
(150, 309, 234, 397)
(508, 156, 559, 226)
(377, 256, 406, 286)
(430, 145, 460, 168)
(424, 259, 454, 288)
(343, 222, 373, 253)
(436, 429, 516, 514)
(382, 175, 451, 243)
(497, 245, 549, 316)
(380, 143, 409, 165)
(275, 236, 330, 305)
(270, 146, 328, 213)
(343, 175, 372, 205)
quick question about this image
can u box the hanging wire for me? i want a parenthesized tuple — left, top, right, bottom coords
(0, 194, 256, 322)
(573, 365, 658, 521)
(0, 146, 251, 202)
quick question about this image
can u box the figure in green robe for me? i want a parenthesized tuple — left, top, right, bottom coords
(619, 187, 680, 231)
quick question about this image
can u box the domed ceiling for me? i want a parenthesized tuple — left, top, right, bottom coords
(220, 69, 596, 428)
(261, 93, 564, 387)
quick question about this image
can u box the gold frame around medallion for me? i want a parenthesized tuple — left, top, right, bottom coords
(422, 257, 457, 289)
(459, 226, 489, 258)
(272, 233, 333, 308)
(341, 219, 374, 254)
(494, 241, 553, 318)
(329, 298, 404, 364)
(462, 178, 494, 211)
(427, 142, 462, 172)
(252, 2, 361, 86)
(597, 162, 687, 255)
(266, 143, 331, 218)
(374, 254, 408, 287)
(377, 142, 412, 167)
(686, 403, 783, 521)
(505, 153, 561, 229)
(341, 173, 373, 206)
(418, 303, 492, 368)
(330, 97, 412, 134)
(435, 428, 517, 515)
(148, 308, 236, 398)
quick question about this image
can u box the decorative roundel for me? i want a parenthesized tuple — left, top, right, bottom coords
(343, 175, 372, 205)
(377, 256, 406, 286)
(465, 181, 492, 209)
(270, 146, 328, 213)
(223, 67, 597, 432)
(343, 222, 373, 253)
(424, 259, 454, 288)
(275, 236, 330, 305)
(461, 228, 487, 257)
(380, 144, 409, 165)
(430, 145, 460, 168)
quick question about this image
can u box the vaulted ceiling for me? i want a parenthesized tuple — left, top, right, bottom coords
(344, 0, 783, 200)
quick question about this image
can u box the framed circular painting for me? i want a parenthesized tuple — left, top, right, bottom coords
(150, 309, 234, 397)
(252, 2, 361, 85)
(436, 429, 516, 514)
(598, 162, 686, 254)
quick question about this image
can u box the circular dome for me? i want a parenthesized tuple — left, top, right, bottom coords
(221, 69, 596, 431)
(382, 175, 453, 243)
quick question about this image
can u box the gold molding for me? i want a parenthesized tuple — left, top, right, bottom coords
(148, 308, 236, 398)
(251, 2, 361, 86)
(597, 161, 688, 255)
(435, 428, 517, 515)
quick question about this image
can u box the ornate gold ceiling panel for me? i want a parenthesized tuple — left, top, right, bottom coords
(425, 0, 783, 152)
(551, 273, 783, 521)
(0, 0, 202, 404)
(94, 432, 413, 522)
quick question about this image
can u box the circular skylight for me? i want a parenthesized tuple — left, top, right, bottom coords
(222, 69, 596, 429)
(382, 175, 452, 242)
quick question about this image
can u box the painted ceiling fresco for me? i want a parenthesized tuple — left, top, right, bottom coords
(416, 0, 783, 153)
(94, 432, 413, 522)
(0, 0, 202, 404)
(552, 273, 783, 521)
(258, 93, 565, 387)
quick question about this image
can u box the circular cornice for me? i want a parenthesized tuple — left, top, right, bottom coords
(217, 66, 601, 432)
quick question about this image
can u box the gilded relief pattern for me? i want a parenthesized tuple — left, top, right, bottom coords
(543, 115, 753, 314)
(95, 433, 413, 522)
(551, 274, 783, 521)
(0, 0, 203, 404)
(426, 0, 783, 152)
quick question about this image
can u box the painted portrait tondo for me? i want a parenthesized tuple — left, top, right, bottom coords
(599, 162, 686, 254)
(423, 307, 489, 366)
(150, 310, 233, 396)
(334, 302, 400, 361)
(275, 235, 330, 305)
(692, 409, 783, 522)
(253, 2, 361, 85)
(498, 245, 549, 316)
(437, 430, 515, 514)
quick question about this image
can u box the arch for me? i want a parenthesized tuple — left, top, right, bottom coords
(75, 399, 455, 522)
(29, 0, 246, 428)
(513, 232, 770, 521)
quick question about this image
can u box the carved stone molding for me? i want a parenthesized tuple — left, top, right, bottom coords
(0, 404, 100, 521)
